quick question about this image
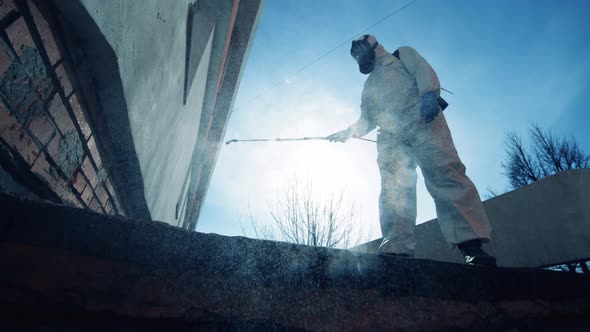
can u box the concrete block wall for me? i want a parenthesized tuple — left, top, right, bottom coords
(354, 169, 590, 268)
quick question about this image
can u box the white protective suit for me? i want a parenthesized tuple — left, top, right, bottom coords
(349, 46, 492, 255)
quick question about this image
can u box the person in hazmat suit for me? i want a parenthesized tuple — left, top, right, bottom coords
(327, 35, 496, 266)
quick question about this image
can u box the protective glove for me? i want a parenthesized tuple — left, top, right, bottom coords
(420, 91, 440, 124)
(327, 128, 352, 142)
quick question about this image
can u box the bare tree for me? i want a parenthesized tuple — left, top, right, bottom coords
(242, 178, 368, 249)
(502, 123, 589, 189)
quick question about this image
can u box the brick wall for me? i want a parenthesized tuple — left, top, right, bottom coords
(0, 0, 123, 216)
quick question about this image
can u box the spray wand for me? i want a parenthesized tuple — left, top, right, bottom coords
(225, 136, 376, 145)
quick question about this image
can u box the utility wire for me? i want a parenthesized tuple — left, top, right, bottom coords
(232, 0, 418, 113)
(295, 0, 418, 76)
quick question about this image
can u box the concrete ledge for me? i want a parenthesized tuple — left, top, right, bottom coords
(1, 192, 590, 331)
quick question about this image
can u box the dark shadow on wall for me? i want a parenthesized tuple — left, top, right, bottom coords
(39, 0, 151, 220)
(183, 2, 215, 105)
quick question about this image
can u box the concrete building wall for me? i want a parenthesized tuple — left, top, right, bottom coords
(355, 169, 590, 268)
(76, 0, 222, 224)
(0, 0, 262, 226)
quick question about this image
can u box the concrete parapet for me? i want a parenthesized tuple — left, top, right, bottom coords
(1, 192, 590, 331)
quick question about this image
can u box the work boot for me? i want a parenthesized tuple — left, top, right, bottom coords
(458, 239, 497, 267)
(378, 238, 413, 258)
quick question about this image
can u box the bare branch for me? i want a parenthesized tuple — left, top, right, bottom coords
(502, 124, 588, 190)
(501, 131, 539, 188)
(484, 186, 498, 199)
(530, 123, 563, 174)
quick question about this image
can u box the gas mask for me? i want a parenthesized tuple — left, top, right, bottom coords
(351, 35, 379, 74)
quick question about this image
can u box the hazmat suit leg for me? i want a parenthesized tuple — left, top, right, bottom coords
(376, 130, 418, 255)
(412, 112, 492, 244)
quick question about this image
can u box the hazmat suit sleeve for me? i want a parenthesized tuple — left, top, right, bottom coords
(398, 46, 441, 96)
(349, 88, 377, 137)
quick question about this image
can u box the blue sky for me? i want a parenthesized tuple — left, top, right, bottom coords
(198, 0, 590, 240)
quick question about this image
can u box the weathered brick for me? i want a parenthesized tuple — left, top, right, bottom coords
(71, 169, 87, 194)
(0, 101, 17, 137)
(27, 110, 55, 145)
(35, 76, 55, 103)
(54, 63, 72, 96)
(105, 178, 116, 198)
(58, 185, 83, 208)
(48, 95, 74, 134)
(30, 154, 54, 183)
(80, 182, 93, 206)
(0, 0, 17, 18)
(16, 132, 39, 165)
(17, 98, 45, 128)
(86, 135, 102, 169)
(45, 134, 60, 165)
(88, 196, 102, 212)
(104, 178, 123, 215)
(5, 16, 57, 102)
(94, 183, 109, 207)
(45, 131, 82, 179)
(0, 48, 46, 126)
(81, 156, 98, 189)
(56, 130, 83, 178)
(104, 199, 113, 215)
(69, 94, 91, 140)
(2, 2, 57, 106)
(1, 121, 39, 165)
(29, 0, 61, 65)
(0, 45, 12, 75)
(6, 17, 35, 58)
(31, 154, 68, 198)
